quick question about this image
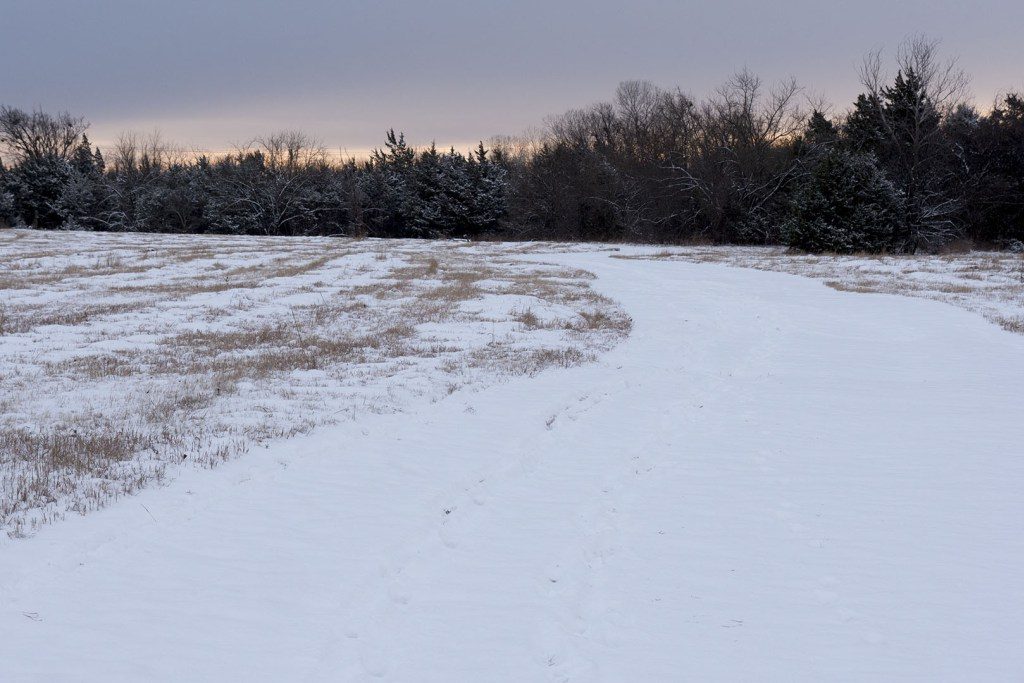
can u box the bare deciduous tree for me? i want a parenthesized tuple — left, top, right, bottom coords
(0, 107, 89, 163)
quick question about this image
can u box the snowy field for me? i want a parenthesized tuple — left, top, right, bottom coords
(616, 245, 1024, 335)
(0, 230, 628, 536)
(2, 230, 1024, 681)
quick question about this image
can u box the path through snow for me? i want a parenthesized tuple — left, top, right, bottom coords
(2, 253, 1023, 681)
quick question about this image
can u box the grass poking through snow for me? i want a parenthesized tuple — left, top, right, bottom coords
(0, 230, 629, 537)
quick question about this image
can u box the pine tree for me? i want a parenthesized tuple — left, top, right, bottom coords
(412, 145, 480, 237)
(0, 189, 14, 227)
(438, 148, 474, 236)
(0, 158, 16, 227)
(883, 70, 940, 137)
(794, 111, 840, 167)
(93, 147, 106, 174)
(361, 131, 419, 236)
(804, 111, 839, 149)
(466, 142, 508, 235)
(52, 134, 112, 230)
(72, 135, 97, 174)
(413, 142, 444, 235)
(974, 93, 1024, 243)
(783, 149, 903, 253)
(56, 167, 107, 230)
(5, 156, 74, 229)
(844, 94, 885, 154)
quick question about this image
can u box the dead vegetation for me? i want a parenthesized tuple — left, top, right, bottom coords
(998, 317, 1024, 334)
(514, 308, 541, 329)
(574, 308, 633, 333)
(0, 230, 630, 536)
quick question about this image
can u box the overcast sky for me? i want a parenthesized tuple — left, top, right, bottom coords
(2, 0, 1022, 156)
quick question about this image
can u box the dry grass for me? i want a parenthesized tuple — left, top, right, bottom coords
(514, 308, 541, 329)
(0, 426, 159, 527)
(1, 300, 155, 335)
(0, 231, 631, 536)
(48, 353, 142, 379)
(575, 309, 634, 333)
(825, 281, 880, 294)
(449, 344, 596, 380)
(998, 317, 1024, 334)
(392, 256, 441, 280)
(421, 280, 481, 302)
(1, 427, 153, 477)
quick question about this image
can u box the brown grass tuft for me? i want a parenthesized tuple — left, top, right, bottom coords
(574, 309, 633, 333)
(515, 308, 540, 329)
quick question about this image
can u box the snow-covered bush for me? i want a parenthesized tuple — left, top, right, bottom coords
(4, 156, 74, 229)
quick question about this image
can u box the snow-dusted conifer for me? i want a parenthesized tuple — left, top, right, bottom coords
(784, 149, 902, 253)
(466, 142, 508, 235)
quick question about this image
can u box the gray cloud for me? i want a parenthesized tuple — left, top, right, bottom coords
(2, 0, 1022, 153)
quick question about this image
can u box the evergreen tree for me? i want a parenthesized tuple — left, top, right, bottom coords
(882, 70, 940, 135)
(412, 145, 481, 237)
(842, 69, 963, 250)
(794, 111, 839, 176)
(803, 111, 839, 150)
(844, 94, 885, 154)
(55, 168, 106, 230)
(783, 149, 903, 253)
(72, 135, 98, 174)
(0, 188, 14, 227)
(93, 147, 106, 174)
(55, 134, 112, 230)
(0, 159, 16, 227)
(413, 142, 445, 234)
(974, 93, 1024, 243)
(361, 130, 419, 236)
(5, 155, 74, 229)
(881, 69, 957, 249)
(377, 129, 416, 168)
(135, 164, 207, 233)
(466, 142, 508, 235)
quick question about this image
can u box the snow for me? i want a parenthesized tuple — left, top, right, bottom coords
(3, 241, 1024, 680)
(617, 245, 1024, 335)
(0, 231, 626, 534)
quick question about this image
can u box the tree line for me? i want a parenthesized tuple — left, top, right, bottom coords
(2, 37, 1022, 253)
(0, 124, 507, 239)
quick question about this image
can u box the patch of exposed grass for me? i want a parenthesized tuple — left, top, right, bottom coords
(574, 309, 634, 333)
(998, 316, 1024, 334)
(0, 232, 631, 535)
(514, 308, 540, 329)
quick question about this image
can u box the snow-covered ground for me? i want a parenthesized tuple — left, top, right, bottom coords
(0, 230, 627, 535)
(2, 232, 1023, 680)
(616, 245, 1024, 335)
